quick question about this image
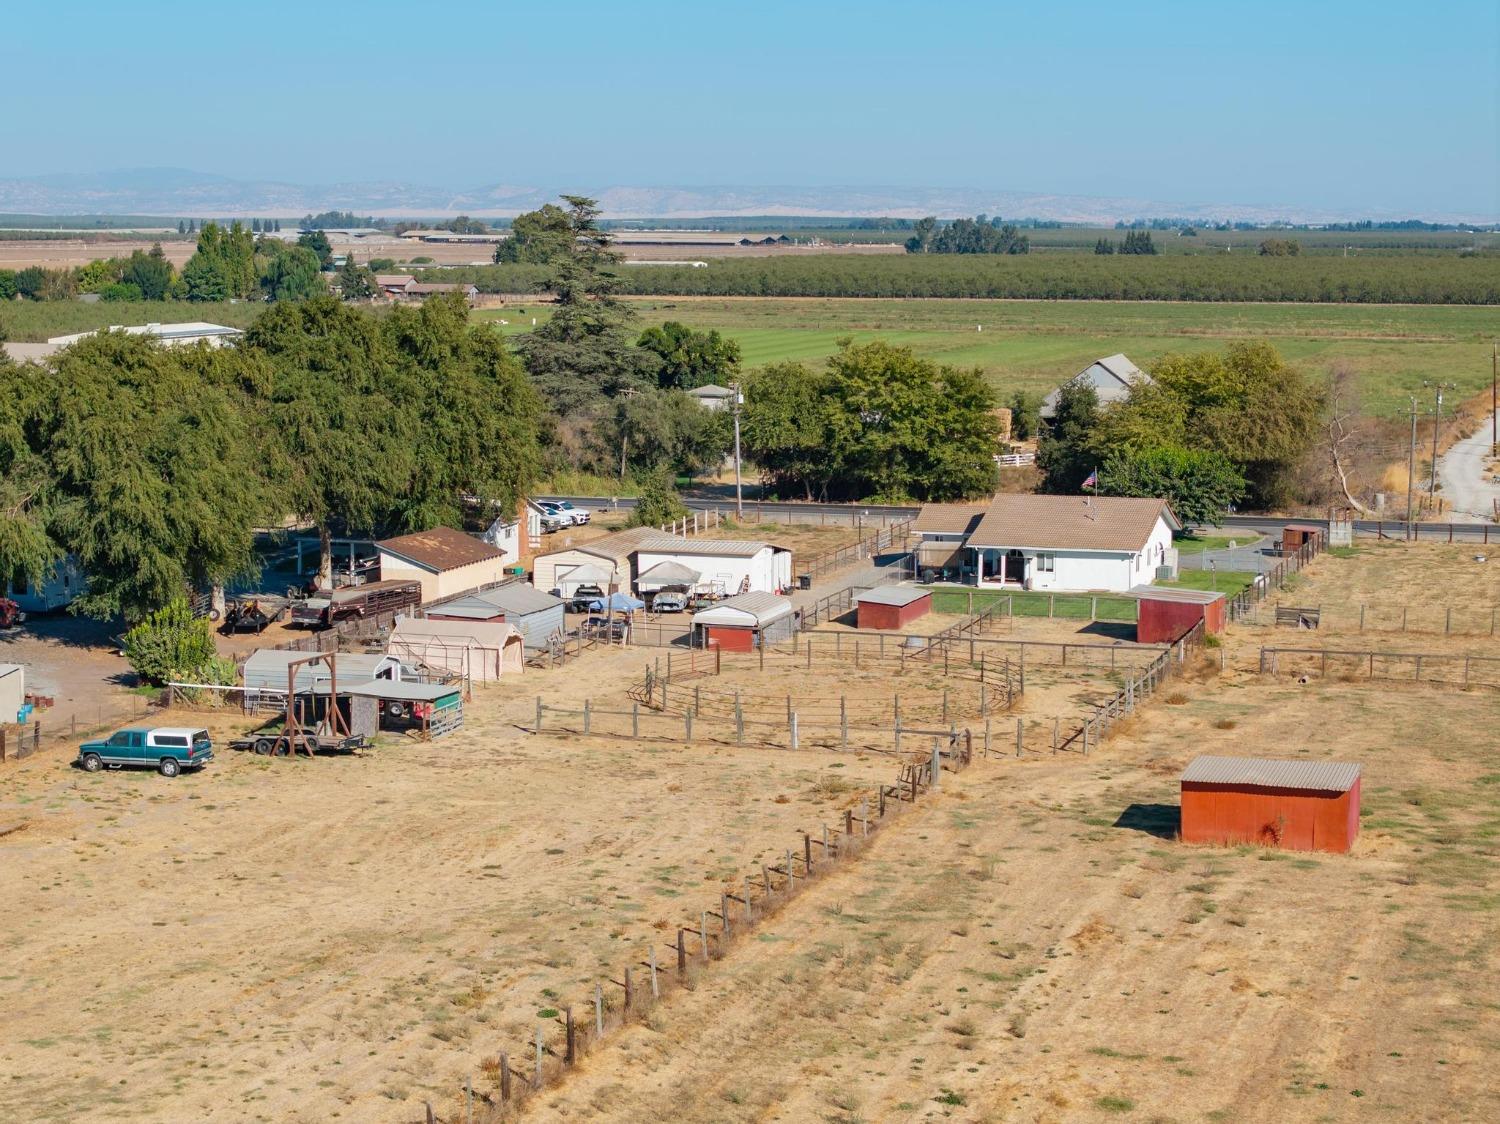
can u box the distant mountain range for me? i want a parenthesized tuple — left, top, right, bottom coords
(0, 167, 1490, 226)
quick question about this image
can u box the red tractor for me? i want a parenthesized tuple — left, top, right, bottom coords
(0, 597, 24, 629)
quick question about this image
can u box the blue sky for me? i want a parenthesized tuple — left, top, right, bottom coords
(3, 0, 1496, 216)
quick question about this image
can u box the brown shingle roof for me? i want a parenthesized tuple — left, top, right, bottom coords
(968, 495, 1179, 552)
(375, 526, 505, 572)
(913, 503, 987, 536)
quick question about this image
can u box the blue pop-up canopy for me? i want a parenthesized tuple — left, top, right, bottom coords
(587, 593, 645, 613)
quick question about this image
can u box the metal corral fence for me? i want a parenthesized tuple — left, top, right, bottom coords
(1226, 535, 1323, 621)
(433, 737, 969, 1123)
(268, 608, 406, 654)
(925, 586, 1142, 624)
(0, 693, 165, 766)
(798, 519, 914, 584)
(1239, 602, 1500, 637)
(1049, 619, 1208, 755)
(1258, 646, 1500, 690)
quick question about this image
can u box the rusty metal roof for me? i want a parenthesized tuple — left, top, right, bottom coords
(1180, 755, 1362, 792)
(375, 526, 505, 573)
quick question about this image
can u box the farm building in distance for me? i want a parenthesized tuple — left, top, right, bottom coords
(855, 586, 932, 630)
(1039, 353, 1151, 421)
(1134, 586, 1226, 643)
(1179, 756, 1363, 854)
(375, 527, 511, 604)
(692, 592, 796, 652)
(916, 494, 1178, 593)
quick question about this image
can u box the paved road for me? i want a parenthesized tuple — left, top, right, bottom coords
(537, 498, 1500, 543)
(1436, 410, 1500, 522)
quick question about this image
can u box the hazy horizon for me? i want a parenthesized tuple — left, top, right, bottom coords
(3, 1, 1496, 218)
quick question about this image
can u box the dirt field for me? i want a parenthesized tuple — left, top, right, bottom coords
(1238, 541, 1499, 637)
(5, 542, 1496, 1122)
(0, 647, 894, 1123)
(530, 671, 1500, 1124)
(0, 238, 195, 271)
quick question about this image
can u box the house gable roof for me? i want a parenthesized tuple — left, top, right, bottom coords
(375, 526, 505, 573)
(913, 503, 987, 536)
(967, 494, 1179, 552)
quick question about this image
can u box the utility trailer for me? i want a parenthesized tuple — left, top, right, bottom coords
(289, 580, 421, 629)
(229, 729, 370, 757)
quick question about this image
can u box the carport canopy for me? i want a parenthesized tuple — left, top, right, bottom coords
(636, 560, 701, 591)
(562, 562, 612, 585)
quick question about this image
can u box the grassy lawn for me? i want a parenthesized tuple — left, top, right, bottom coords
(476, 298, 1497, 417)
(928, 586, 1139, 622)
(1174, 532, 1263, 552)
(1162, 567, 1258, 595)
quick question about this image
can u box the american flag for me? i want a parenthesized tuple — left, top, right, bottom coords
(1082, 469, 1098, 490)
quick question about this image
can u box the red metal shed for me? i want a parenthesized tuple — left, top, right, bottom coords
(693, 592, 796, 652)
(1180, 755, 1362, 854)
(1133, 586, 1226, 643)
(855, 587, 933, 630)
(1282, 524, 1322, 555)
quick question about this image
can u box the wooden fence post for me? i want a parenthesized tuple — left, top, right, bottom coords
(624, 965, 633, 1011)
(565, 1006, 576, 1064)
(534, 1025, 543, 1088)
(1015, 717, 1023, 756)
(804, 831, 813, 872)
(595, 983, 604, 1037)
(701, 911, 711, 961)
(583, 697, 591, 734)
(535, 696, 543, 733)
(930, 743, 941, 791)
(500, 1052, 512, 1103)
(676, 929, 686, 975)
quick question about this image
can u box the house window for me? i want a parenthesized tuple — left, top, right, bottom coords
(1036, 553, 1056, 574)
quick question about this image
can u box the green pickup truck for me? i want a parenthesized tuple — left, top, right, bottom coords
(77, 727, 214, 777)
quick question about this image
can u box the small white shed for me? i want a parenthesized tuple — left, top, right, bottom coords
(0, 663, 25, 723)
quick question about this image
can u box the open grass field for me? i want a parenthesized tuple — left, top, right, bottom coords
(616, 297, 1499, 416)
(0, 299, 263, 342)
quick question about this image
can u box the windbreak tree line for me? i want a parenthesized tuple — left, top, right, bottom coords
(1038, 342, 1323, 516)
(443, 252, 1500, 304)
(0, 294, 544, 622)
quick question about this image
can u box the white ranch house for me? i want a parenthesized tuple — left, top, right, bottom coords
(914, 494, 1179, 593)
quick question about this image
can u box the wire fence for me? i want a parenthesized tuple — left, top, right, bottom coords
(1239, 602, 1499, 637)
(1258, 646, 1500, 690)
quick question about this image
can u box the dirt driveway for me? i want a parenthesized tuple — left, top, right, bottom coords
(0, 614, 145, 739)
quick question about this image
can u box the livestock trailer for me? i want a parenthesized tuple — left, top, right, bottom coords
(1180, 755, 1362, 854)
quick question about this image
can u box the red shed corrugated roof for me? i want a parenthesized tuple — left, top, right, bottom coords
(1181, 755, 1362, 792)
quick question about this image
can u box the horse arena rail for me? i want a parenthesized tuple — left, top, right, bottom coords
(439, 729, 971, 1122)
(1226, 535, 1323, 622)
(1241, 602, 1500, 637)
(1259, 646, 1500, 690)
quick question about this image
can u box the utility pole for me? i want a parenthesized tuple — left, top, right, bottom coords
(1424, 380, 1452, 505)
(730, 380, 744, 519)
(1492, 342, 1497, 457)
(1405, 395, 1418, 539)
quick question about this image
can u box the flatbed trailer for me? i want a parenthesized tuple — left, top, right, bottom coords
(229, 731, 371, 757)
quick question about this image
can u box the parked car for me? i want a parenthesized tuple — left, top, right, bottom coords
(651, 591, 688, 613)
(77, 726, 213, 777)
(540, 500, 591, 526)
(568, 584, 606, 613)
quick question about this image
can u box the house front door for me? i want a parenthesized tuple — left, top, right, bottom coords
(1004, 550, 1026, 586)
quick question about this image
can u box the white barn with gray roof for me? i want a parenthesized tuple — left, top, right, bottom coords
(633, 537, 792, 598)
(1039, 353, 1151, 420)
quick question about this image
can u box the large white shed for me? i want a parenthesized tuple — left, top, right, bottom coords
(634, 538, 792, 598)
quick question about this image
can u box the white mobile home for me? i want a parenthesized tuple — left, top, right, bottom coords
(6, 557, 85, 613)
(633, 537, 792, 598)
